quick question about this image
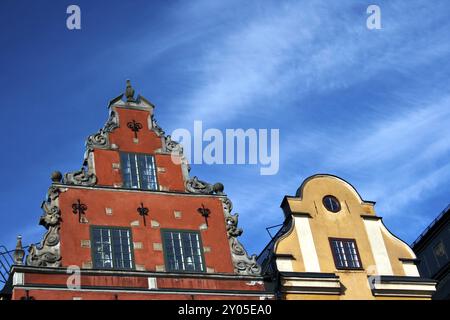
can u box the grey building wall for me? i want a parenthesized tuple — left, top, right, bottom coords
(413, 206, 450, 300)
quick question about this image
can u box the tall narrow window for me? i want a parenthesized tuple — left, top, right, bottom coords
(329, 238, 362, 269)
(162, 230, 205, 273)
(120, 152, 158, 190)
(91, 227, 134, 270)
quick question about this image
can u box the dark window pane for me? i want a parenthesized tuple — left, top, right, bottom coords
(330, 239, 361, 270)
(162, 230, 205, 273)
(91, 227, 133, 270)
(138, 154, 157, 190)
(120, 152, 158, 190)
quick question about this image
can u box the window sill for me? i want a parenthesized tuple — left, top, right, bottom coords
(334, 268, 366, 273)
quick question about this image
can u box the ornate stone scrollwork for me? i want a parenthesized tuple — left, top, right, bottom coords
(86, 110, 119, 150)
(164, 135, 183, 154)
(86, 130, 108, 149)
(104, 110, 120, 132)
(68, 109, 118, 187)
(186, 176, 213, 194)
(63, 167, 97, 186)
(151, 117, 165, 136)
(222, 197, 262, 276)
(26, 186, 66, 267)
(185, 177, 261, 275)
(185, 176, 224, 195)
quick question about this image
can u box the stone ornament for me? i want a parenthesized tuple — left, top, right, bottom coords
(164, 135, 183, 154)
(27, 186, 67, 267)
(151, 116, 165, 136)
(63, 167, 97, 186)
(222, 197, 261, 275)
(13, 236, 25, 265)
(125, 79, 135, 102)
(86, 110, 119, 150)
(185, 177, 224, 195)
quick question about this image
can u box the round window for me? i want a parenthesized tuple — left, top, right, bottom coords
(323, 195, 341, 213)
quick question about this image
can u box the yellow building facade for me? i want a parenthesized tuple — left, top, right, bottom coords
(258, 174, 436, 300)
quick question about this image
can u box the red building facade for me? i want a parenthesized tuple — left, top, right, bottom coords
(8, 81, 272, 300)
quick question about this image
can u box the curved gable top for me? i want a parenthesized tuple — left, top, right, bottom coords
(294, 174, 376, 205)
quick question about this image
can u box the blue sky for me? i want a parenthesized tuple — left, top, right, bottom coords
(0, 0, 449, 256)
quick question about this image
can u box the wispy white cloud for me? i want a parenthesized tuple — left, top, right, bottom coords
(159, 0, 450, 251)
(166, 1, 450, 128)
(330, 96, 450, 171)
(322, 94, 450, 213)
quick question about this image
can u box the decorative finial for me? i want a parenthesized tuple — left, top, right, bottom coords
(51, 171, 62, 183)
(213, 183, 225, 195)
(13, 235, 25, 265)
(125, 79, 135, 102)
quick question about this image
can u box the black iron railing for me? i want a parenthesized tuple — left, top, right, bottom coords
(0, 245, 14, 286)
(0, 243, 38, 289)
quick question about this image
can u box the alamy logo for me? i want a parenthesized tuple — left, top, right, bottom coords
(366, 5, 382, 30)
(66, 5, 81, 30)
(170, 121, 280, 175)
(66, 265, 81, 290)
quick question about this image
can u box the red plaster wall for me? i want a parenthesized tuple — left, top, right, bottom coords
(59, 188, 235, 273)
(157, 278, 265, 291)
(22, 273, 265, 292)
(154, 154, 186, 192)
(12, 288, 263, 300)
(93, 149, 122, 186)
(109, 108, 163, 154)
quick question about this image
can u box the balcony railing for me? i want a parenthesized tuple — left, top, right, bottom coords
(0, 245, 14, 287)
(0, 242, 38, 291)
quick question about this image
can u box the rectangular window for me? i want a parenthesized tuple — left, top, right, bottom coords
(329, 238, 362, 270)
(91, 227, 134, 270)
(120, 152, 158, 190)
(433, 240, 448, 267)
(162, 230, 205, 273)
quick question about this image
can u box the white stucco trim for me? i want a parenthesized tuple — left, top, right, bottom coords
(362, 218, 393, 275)
(281, 275, 341, 295)
(283, 279, 341, 289)
(370, 279, 436, 297)
(402, 261, 420, 277)
(89, 150, 96, 175)
(276, 257, 294, 272)
(294, 216, 321, 272)
(147, 277, 157, 290)
(374, 282, 436, 291)
(13, 272, 24, 286)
